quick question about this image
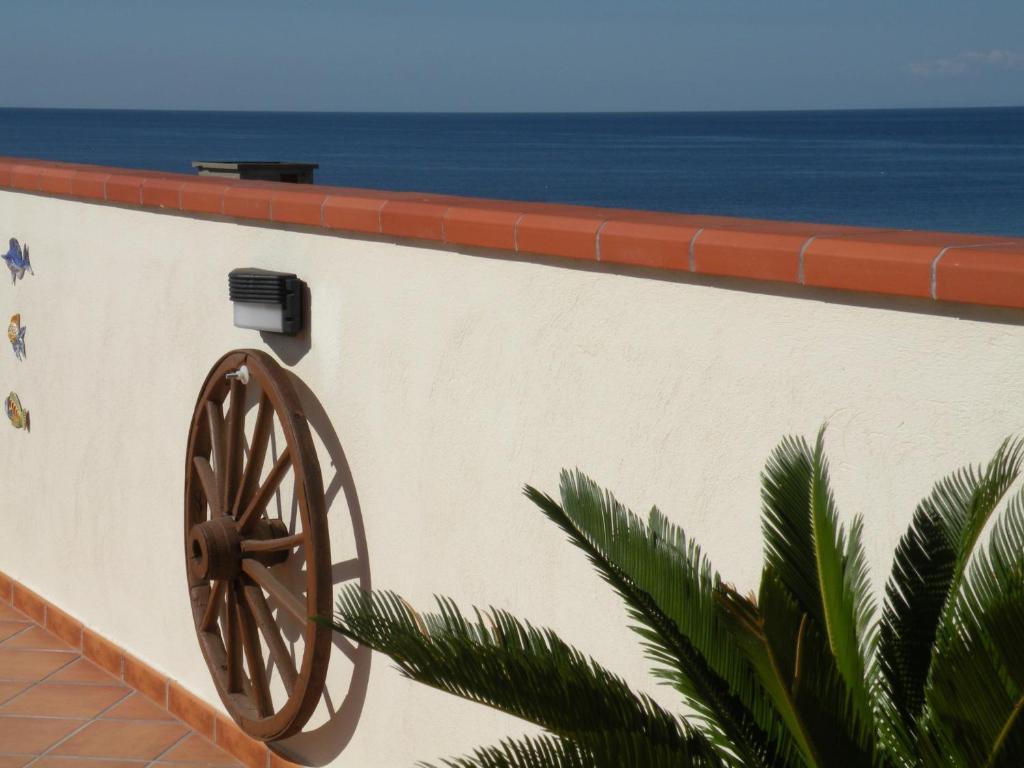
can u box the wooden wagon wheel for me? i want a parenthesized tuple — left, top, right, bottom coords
(184, 349, 331, 741)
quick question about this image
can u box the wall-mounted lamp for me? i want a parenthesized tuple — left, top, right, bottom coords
(228, 268, 304, 335)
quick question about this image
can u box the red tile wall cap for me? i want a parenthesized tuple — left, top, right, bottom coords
(803, 230, 1017, 299)
(141, 177, 184, 210)
(223, 183, 274, 220)
(380, 199, 449, 241)
(270, 188, 327, 227)
(934, 241, 1024, 308)
(444, 205, 523, 251)
(516, 209, 607, 261)
(1, 155, 1023, 311)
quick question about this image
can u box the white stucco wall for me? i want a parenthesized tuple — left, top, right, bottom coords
(1, 190, 1022, 765)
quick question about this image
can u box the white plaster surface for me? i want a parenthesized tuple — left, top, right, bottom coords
(1, 190, 1023, 765)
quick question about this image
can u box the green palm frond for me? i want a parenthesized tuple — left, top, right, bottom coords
(919, 492, 1024, 767)
(760, 429, 876, 730)
(525, 476, 788, 767)
(717, 571, 875, 768)
(421, 731, 727, 768)
(877, 438, 1024, 742)
(327, 586, 705, 758)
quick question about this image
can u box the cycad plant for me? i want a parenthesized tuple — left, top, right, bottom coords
(325, 430, 1024, 767)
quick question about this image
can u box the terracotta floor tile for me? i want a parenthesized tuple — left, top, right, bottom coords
(103, 692, 174, 720)
(160, 734, 239, 765)
(0, 714, 82, 753)
(0, 621, 30, 641)
(0, 680, 29, 704)
(0, 757, 32, 768)
(51, 719, 188, 759)
(0, 649, 77, 681)
(0, 605, 30, 622)
(49, 658, 124, 686)
(1, 682, 129, 717)
(34, 759, 148, 768)
(3, 625, 72, 651)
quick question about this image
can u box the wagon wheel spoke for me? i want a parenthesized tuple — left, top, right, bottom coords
(193, 457, 223, 517)
(236, 589, 273, 716)
(225, 581, 244, 693)
(238, 448, 292, 534)
(240, 532, 305, 555)
(242, 559, 308, 625)
(233, 394, 272, 519)
(243, 582, 298, 695)
(201, 580, 226, 631)
(222, 379, 245, 514)
(205, 401, 226, 503)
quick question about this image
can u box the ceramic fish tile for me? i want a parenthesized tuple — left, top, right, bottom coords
(8, 314, 25, 361)
(2, 239, 32, 283)
(5, 392, 29, 431)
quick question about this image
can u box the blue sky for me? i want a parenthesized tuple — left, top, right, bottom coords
(4, 0, 1024, 111)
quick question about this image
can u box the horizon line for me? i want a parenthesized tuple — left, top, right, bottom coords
(1, 104, 1023, 116)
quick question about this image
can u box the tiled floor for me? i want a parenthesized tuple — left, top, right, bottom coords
(0, 603, 241, 767)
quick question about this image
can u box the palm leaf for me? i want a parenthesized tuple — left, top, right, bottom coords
(920, 492, 1024, 767)
(760, 429, 876, 730)
(717, 571, 875, 768)
(877, 438, 1024, 742)
(326, 586, 705, 758)
(421, 731, 727, 768)
(525, 476, 789, 767)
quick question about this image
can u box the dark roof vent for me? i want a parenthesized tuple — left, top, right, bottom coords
(191, 161, 318, 184)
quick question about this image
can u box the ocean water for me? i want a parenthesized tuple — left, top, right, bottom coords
(1, 107, 1022, 236)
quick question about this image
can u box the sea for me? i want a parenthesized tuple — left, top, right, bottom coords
(1, 107, 1022, 236)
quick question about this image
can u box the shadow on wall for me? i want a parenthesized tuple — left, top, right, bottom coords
(271, 371, 373, 765)
(261, 283, 313, 366)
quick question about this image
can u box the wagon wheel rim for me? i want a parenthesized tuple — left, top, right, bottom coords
(184, 349, 331, 742)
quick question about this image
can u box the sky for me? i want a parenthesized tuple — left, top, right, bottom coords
(3, 0, 1023, 112)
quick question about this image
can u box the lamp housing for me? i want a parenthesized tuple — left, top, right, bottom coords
(228, 268, 304, 335)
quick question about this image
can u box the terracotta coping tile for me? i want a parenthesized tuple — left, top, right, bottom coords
(181, 179, 230, 215)
(381, 200, 449, 241)
(0, 572, 12, 602)
(271, 188, 327, 227)
(70, 171, 109, 200)
(38, 166, 77, 195)
(935, 241, 1024, 308)
(443, 206, 522, 251)
(599, 219, 698, 271)
(516, 211, 605, 261)
(10, 163, 43, 191)
(803, 230, 1003, 299)
(141, 177, 184, 210)
(223, 184, 274, 220)
(105, 173, 146, 205)
(322, 194, 386, 234)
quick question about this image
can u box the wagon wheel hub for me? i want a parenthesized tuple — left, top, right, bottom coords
(189, 517, 292, 582)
